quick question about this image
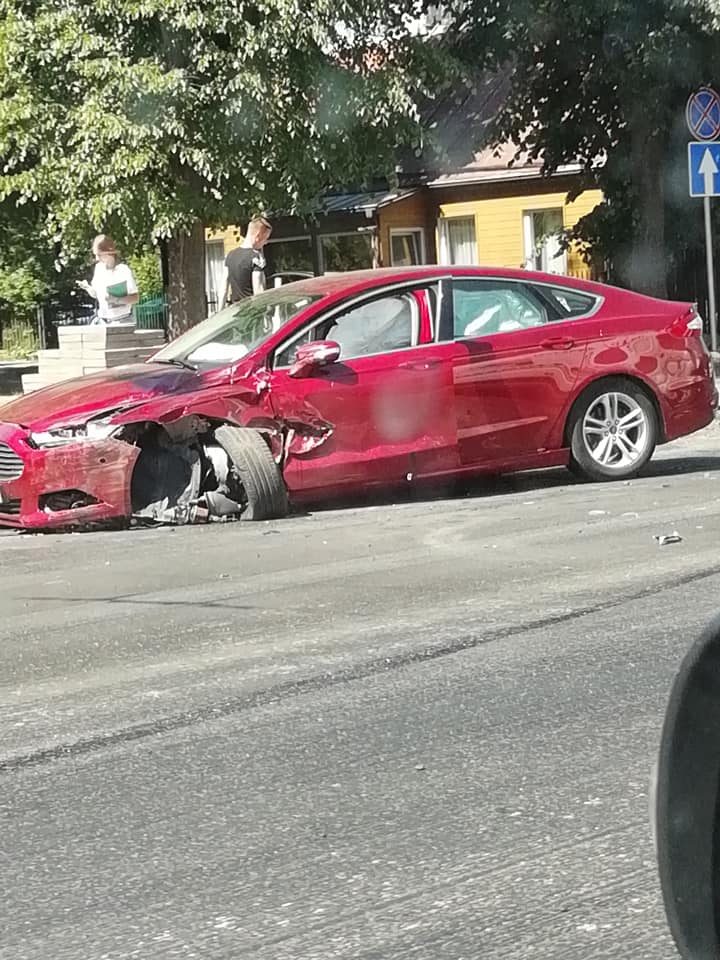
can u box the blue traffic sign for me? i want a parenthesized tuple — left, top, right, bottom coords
(687, 87, 720, 140)
(689, 142, 720, 197)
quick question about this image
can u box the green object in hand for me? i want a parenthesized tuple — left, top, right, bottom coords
(106, 280, 128, 298)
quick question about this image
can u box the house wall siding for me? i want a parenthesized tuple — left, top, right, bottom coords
(206, 226, 242, 257)
(436, 184, 603, 278)
(205, 179, 604, 280)
(376, 193, 434, 266)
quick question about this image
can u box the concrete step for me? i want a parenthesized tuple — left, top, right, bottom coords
(58, 326, 165, 346)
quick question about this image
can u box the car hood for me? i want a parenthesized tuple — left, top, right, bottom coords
(0, 363, 203, 431)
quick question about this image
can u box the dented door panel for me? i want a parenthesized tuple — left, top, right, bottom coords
(268, 343, 460, 495)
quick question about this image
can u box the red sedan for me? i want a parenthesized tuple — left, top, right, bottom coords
(0, 267, 716, 530)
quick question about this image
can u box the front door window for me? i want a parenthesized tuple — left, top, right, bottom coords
(274, 293, 418, 367)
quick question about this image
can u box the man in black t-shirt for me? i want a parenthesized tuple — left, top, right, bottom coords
(223, 217, 272, 304)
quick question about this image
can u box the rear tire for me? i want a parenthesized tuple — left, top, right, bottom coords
(568, 378, 658, 482)
(214, 426, 289, 521)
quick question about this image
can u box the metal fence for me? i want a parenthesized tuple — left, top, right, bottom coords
(134, 294, 169, 331)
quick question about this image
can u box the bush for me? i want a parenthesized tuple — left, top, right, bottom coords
(0, 320, 38, 360)
(127, 248, 163, 299)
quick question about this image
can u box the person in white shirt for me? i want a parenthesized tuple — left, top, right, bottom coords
(77, 235, 139, 324)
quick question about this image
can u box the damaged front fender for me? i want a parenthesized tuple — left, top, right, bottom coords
(108, 384, 263, 430)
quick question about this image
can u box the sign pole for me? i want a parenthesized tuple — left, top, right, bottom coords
(704, 195, 718, 354)
(687, 88, 720, 355)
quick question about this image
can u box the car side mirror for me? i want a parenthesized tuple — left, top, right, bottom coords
(288, 340, 341, 378)
(655, 614, 720, 959)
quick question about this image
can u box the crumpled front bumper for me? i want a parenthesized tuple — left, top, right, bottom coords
(0, 421, 139, 529)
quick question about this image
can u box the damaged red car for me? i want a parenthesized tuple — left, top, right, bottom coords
(0, 267, 716, 530)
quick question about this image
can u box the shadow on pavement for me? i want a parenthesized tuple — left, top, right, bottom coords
(299, 452, 720, 517)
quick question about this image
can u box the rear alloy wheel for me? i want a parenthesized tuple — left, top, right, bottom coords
(569, 379, 658, 481)
(214, 425, 289, 521)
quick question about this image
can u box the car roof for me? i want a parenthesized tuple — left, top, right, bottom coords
(277, 266, 637, 303)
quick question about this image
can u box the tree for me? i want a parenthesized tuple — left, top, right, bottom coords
(444, 0, 720, 296)
(0, 0, 437, 334)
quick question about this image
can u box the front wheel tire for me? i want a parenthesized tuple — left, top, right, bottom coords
(569, 379, 658, 481)
(215, 426, 289, 521)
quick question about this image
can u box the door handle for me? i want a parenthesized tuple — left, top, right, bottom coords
(399, 358, 442, 370)
(540, 336, 575, 350)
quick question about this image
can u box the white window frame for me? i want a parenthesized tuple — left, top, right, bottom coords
(522, 208, 568, 274)
(204, 239, 226, 317)
(389, 227, 427, 266)
(437, 215, 478, 266)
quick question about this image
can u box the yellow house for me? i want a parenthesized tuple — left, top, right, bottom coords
(424, 143, 602, 279)
(204, 143, 603, 312)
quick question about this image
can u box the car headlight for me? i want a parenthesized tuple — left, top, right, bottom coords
(30, 419, 118, 447)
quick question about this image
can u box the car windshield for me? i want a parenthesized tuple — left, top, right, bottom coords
(152, 289, 322, 368)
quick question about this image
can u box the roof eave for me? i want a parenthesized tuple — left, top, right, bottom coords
(427, 164, 584, 188)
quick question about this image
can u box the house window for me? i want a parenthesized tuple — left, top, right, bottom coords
(438, 216, 477, 266)
(320, 233, 373, 272)
(390, 229, 426, 266)
(264, 236, 315, 281)
(523, 209, 567, 274)
(205, 240, 226, 316)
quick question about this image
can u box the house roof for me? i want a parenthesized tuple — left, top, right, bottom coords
(418, 71, 511, 172)
(408, 70, 587, 188)
(428, 146, 583, 187)
(319, 188, 419, 214)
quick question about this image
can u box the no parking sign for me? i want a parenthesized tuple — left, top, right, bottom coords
(686, 87, 720, 141)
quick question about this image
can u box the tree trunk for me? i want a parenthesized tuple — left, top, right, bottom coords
(166, 219, 207, 338)
(618, 119, 667, 298)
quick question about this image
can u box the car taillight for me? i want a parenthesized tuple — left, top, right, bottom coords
(668, 306, 703, 338)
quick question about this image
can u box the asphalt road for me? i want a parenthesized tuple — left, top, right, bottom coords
(3, 429, 720, 960)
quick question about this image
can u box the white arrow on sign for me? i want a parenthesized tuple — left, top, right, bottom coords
(699, 148, 719, 195)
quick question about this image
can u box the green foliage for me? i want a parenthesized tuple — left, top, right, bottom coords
(0, 320, 38, 359)
(0, 199, 52, 316)
(127, 248, 163, 298)
(0, 0, 435, 263)
(443, 0, 720, 292)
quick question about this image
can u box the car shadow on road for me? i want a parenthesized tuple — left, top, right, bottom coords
(297, 453, 720, 517)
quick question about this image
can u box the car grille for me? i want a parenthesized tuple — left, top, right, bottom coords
(0, 499, 21, 516)
(0, 442, 24, 481)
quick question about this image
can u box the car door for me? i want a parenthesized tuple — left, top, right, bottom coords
(444, 278, 590, 465)
(266, 283, 460, 494)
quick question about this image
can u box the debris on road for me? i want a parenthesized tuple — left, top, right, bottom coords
(654, 532, 683, 546)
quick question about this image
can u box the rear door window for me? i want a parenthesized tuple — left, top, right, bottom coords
(451, 280, 548, 339)
(537, 285, 600, 318)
